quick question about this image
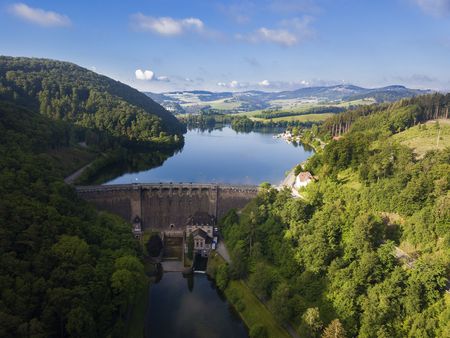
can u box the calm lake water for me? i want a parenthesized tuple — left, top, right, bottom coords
(106, 126, 313, 185)
(145, 273, 247, 338)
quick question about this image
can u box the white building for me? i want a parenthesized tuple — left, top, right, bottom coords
(185, 212, 216, 257)
(294, 171, 315, 189)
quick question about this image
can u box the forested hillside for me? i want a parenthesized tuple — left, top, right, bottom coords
(0, 101, 147, 337)
(215, 97, 450, 337)
(322, 93, 450, 138)
(0, 56, 185, 143)
(0, 57, 186, 337)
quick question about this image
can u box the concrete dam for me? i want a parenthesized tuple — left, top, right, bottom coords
(76, 183, 259, 231)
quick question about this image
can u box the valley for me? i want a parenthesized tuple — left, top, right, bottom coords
(146, 85, 429, 119)
(2, 1, 450, 337)
(0, 58, 449, 338)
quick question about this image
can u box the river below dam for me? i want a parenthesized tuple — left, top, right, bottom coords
(145, 273, 247, 338)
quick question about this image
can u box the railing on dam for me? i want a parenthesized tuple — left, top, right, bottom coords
(75, 182, 260, 193)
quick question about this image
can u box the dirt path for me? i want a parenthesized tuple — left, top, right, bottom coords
(216, 239, 231, 263)
(279, 168, 296, 189)
(64, 160, 96, 184)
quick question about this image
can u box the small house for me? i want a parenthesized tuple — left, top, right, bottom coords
(191, 228, 213, 257)
(294, 171, 315, 189)
(185, 212, 216, 257)
(186, 211, 216, 238)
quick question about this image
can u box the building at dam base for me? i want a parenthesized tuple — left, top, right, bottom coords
(75, 183, 259, 232)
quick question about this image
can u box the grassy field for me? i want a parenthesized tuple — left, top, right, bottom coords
(225, 280, 291, 338)
(392, 119, 450, 156)
(236, 98, 375, 118)
(207, 253, 290, 338)
(251, 113, 334, 123)
(181, 97, 241, 110)
(207, 98, 241, 110)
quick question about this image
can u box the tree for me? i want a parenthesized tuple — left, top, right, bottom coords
(111, 255, 146, 318)
(249, 262, 274, 299)
(66, 307, 95, 338)
(215, 264, 230, 290)
(302, 307, 323, 337)
(250, 324, 268, 338)
(230, 240, 248, 278)
(322, 319, 346, 338)
(187, 233, 194, 260)
(52, 235, 90, 265)
(147, 234, 163, 257)
(270, 282, 292, 323)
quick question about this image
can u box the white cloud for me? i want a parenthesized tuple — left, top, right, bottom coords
(413, 0, 450, 16)
(135, 69, 170, 82)
(156, 76, 170, 82)
(9, 3, 71, 27)
(131, 14, 205, 36)
(230, 80, 240, 88)
(217, 80, 249, 89)
(258, 28, 297, 46)
(259, 79, 271, 86)
(135, 69, 154, 81)
(236, 16, 314, 47)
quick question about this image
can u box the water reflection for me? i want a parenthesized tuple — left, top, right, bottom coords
(106, 126, 313, 185)
(145, 273, 248, 338)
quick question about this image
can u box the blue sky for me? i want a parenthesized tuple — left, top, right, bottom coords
(1, 0, 450, 92)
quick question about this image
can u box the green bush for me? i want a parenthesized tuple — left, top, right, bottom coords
(235, 300, 246, 312)
(249, 324, 268, 338)
(216, 264, 230, 290)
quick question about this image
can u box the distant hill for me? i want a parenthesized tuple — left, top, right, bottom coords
(145, 85, 432, 114)
(0, 56, 185, 142)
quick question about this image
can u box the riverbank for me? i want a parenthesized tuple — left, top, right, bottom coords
(126, 280, 150, 338)
(275, 131, 325, 153)
(207, 253, 291, 338)
(299, 136, 325, 152)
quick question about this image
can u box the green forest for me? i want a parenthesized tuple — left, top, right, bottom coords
(181, 113, 319, 132)
(0, 101, 148, 337)
(0, 56, 185, 144)
(0, 57, 187, 337)
(213, 97, 450, 337)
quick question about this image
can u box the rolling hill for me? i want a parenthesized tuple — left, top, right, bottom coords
(145, 85, 431, 115)
(0, 56, 185, 142)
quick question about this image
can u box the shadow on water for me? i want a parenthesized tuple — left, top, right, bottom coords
(193, 254, 208, 271)
(145, 273, 248, 338)
(81, 144, 184, 185)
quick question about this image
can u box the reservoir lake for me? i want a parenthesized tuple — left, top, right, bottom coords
(106, 126, 313, 185)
